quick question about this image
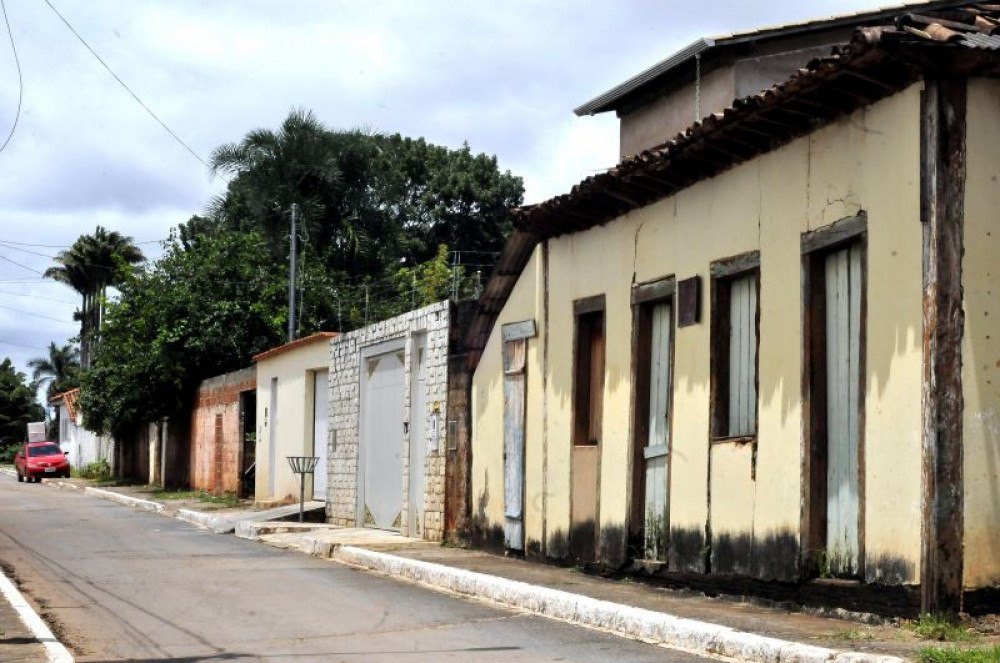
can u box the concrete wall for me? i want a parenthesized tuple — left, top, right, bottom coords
(56, 404, 114, 472)
(254, 340, 331, 503)
(473, 83, 925, 585)
(961, 78, 1000, 590)
(188, 367, 255, 496)
(327, 301, 451, 541)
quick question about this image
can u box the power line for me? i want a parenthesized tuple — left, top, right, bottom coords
(0, 252, 42, 275)
(0, 289, 76, 305)
(0, 0, 21, 155)
(0, 339, 50, 351)
(0, 304, 75, 326)
(41, 0, 208, 168)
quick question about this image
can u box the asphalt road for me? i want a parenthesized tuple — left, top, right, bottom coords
(0, 475, 711, 663)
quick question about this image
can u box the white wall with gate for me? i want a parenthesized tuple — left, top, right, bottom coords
(327, 301, 452, 541)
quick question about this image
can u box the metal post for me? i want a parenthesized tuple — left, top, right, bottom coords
(299, 471, 306, 522)
(288, 203, 299, 342)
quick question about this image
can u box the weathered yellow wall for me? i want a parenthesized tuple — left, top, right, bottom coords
(254, 341, 331, 503)
(962, 78, 1000, 589)
(471, 249, 543, 546)
(472, 83, 925, 582)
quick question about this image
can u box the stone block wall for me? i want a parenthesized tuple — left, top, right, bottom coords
(327, 301, 451, 541)
(188, 367, 256, 495)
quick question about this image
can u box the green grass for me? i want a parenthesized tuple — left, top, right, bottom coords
(918, 645, 1000, 663)
(149, 488, 241, 507)
(151, 489, 201, 500)
(829, 628, 877, 642)
(907, 614, 979, 643)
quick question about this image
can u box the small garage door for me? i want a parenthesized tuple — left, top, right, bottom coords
(360, 349, 406, 530)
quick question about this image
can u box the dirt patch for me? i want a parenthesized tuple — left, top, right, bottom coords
(1, 558, 84, 657)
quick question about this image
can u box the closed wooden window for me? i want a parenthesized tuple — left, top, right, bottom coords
(710, 253, 760, 440)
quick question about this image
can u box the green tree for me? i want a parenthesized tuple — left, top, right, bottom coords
(45, 227, 145, 367)
(207, 110, 523, 332)
(80, 230, 285, 436)
(27, 342, 80, 401)
(0, 358, 44, 444)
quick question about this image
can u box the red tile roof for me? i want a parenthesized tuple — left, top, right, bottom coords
(252, 332, 339, 363)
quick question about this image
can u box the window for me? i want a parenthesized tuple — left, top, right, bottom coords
(710, 253, 760, 439)
(573, 296, 606, 447)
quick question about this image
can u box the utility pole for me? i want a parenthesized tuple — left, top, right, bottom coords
(288, 203, 299, 342)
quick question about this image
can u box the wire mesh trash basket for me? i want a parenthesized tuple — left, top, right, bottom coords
(286, 456, 320, 522)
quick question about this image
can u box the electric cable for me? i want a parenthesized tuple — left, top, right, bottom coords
(0, 0, 22, 155)
(41, 0, 207, 167)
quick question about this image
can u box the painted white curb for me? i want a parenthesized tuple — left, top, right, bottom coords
(0, 567, 74, 662)
(332, 547, 906, 663)
(82, 487, 164, 513)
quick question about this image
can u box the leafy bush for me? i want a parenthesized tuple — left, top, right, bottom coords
(908, 614, 979, 642)
(78, 459, 111, 481)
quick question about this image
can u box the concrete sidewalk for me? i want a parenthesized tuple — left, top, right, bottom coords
(248, 526, 976, 663)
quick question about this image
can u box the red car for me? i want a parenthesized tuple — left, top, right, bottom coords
(14, 441, 70, 482)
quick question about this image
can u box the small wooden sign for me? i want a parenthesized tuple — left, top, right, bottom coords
(677, 275, 701, 327)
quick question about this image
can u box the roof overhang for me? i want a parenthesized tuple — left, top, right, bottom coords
(468, 6, 1000, 369)
(573, 0, 967, 116)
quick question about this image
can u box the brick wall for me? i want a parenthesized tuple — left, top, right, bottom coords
(189, 367, 256, 495)
(327, 301, 451, 541)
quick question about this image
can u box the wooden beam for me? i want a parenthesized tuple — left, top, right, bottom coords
(920, 76, 967, 619)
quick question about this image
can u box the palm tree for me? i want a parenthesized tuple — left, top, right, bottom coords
(45, 227, 144, 368)
(28, 342, 80, 401)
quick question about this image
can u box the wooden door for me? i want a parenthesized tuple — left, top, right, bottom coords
(571, 308, 604, 561)
(503, 338, 527, 550)
(824, 244, 862, 576)
(643, 302, 672, 559)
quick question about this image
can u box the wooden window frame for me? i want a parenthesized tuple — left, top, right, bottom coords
(709, 251, 761, 444)
(799, 213, 868, 580)
(628, 276, 676, 558)
(572, 295, 606, 448)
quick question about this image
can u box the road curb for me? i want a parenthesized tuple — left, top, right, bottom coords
(81, 487, 164, 513)
(0, 566, 74, 662)
(331, 546, 905, 663)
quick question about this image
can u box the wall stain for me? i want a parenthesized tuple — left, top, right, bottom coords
(547, 529, 569, 562)
(569, 519, 597, 563)
(598, 524, 628, 570)
(712, 530, 799, 581)
(865, 552, 916, 585)
(526, 538, 543, 561)
(668, 527, 707, 573)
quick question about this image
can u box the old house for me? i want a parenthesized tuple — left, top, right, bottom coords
(327, 301, 474, 541)
(468, 5, 1000, 616)
(50, 388, 114, 472)
(188, 368, 256, 497)
(253, 332, 337, 504)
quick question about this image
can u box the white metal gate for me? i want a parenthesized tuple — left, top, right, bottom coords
(825, 244, 862, 576)
(644, 302, 672, 559)
(312, 369, 329, 500)
(360, 349, 406, 530)
(503, 338, 527, 550)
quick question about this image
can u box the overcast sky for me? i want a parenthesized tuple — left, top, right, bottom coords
(0, 0, 891, 393)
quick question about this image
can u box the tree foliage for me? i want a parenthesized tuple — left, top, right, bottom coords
(44, 226, 145, 367)
(80, 231, 286, 435)
(207, 109, 522, 330)
(27, 342, 80, 401)
(0, 358, 44, 443)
